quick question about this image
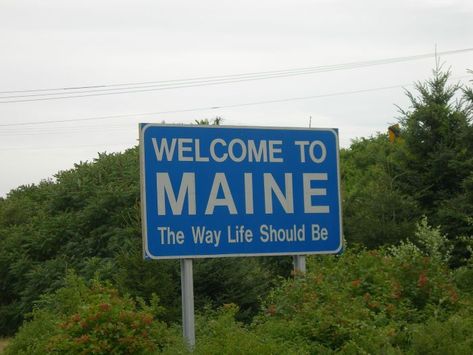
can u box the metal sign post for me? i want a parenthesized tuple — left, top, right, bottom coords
(293, 255, 306, 274)
(180, 258, 195, 348)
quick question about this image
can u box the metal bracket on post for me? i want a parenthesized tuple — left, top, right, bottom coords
(180, 258, 195, 348)
(293, 255, 306, 275)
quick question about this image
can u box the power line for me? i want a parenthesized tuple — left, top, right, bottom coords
(0, 82, 415, 129)
(1, 75, 469, 131)
(1, 47, 472, 103)
(0, 125, 135, 137)
(3, 47, 471, 94)
(1, 69, 376, 102)
(0, 141, 135, 152)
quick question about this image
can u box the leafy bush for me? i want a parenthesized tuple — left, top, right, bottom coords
(252, 236, 463, 353)
(412, 217, 452, 263)
(2, 309, 58, 355)
(5, 273, 183, 355)
(404, 313, 473, 354)
(192, 304, 307, 355)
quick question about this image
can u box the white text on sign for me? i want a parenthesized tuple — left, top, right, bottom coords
(153, 137, 329, 217)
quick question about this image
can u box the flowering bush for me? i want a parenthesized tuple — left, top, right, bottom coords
(5, 273, 182, 355)
(47, 293, 163, 353)
(254, 236, 465, 353)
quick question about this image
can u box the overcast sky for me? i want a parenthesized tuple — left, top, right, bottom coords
(1, 0, 472, 197)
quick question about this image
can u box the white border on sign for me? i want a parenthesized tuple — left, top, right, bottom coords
(139, 124, 343, 260)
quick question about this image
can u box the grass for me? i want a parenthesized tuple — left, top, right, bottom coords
(0, 338, 10, 353)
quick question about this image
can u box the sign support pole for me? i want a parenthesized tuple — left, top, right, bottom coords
(293, 255, 306, 274)
(180, 258, 195, 348)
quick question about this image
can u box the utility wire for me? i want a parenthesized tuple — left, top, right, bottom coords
(1, 141, 135, 152)
(0, 82, 417, 129)
(2, 47, 471, 95)
(1, 75, 469, 131)
(1, 47, 472, 103)
(0, 63, 408, 99)
(0, 125, 136, 137)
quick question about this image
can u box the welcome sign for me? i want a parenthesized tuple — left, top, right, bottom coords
(140, 124, 342, 259)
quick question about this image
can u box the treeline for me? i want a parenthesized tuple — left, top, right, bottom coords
(1, 68, 473, 353)
(342, 69, 473, 262)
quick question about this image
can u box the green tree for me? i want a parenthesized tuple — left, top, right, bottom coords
(341, 135, 418, 248)
(194, 116, 223, 126)
(397, 67, 473, 263)
(463, 69, 473, 105)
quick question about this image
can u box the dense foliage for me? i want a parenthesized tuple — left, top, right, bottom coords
(6, 224, 473, 353)
(255, 223, 469, 354)
(1, 69, 473, 353)
(341, 135, 419, 248)
(4, 273, 185, 354)
(342, 68, 473, 257)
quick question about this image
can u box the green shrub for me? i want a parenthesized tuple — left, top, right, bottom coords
(3, 309, 57, 355)
(405, 313, 473, 354)
(253, 241, 462, 353)
(5, 272, 183, 355)
(192, 304, 307, 355)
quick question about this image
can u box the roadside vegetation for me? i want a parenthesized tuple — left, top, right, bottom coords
(1, 67, 473, 353)
(0, 339, 11, 354)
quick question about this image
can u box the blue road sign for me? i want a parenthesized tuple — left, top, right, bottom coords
(140, 124, 342, 259)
